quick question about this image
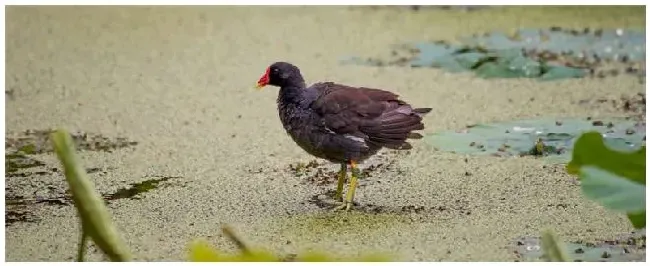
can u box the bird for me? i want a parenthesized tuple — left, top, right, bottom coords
(255, 62, 432, 211)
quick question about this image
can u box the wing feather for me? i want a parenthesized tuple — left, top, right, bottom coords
(308, 82, 431, 150)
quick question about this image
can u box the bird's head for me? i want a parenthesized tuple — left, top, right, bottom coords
(255, 62, 303, 90)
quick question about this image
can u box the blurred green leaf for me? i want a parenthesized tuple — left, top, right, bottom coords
(627, 212, 646, 229)
(579, 166, 645, 213)
(188, 240, 223, 262)
(188, 240, 280, 262)
(188, 225, 391, 262)
(568, 131, 646, 229)
(187, 239, 389, 262)
(51, 129, 133, 261)
(298, 251, 389, 262)
(566, 132, 645, 184)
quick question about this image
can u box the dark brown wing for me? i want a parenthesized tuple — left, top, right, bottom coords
(309, 82, 432, 149)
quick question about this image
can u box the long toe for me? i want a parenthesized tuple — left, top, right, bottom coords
(333, 202, 353, 211)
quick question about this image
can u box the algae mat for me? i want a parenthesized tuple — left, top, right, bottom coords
(4, 6, 645, 261)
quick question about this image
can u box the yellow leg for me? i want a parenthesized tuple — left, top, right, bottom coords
(335, 161, 358, 211)
(335, 163, 347, 202)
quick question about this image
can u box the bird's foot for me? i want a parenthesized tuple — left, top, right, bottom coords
(333, 194, 344, 202)
(333, 201, 354, 211)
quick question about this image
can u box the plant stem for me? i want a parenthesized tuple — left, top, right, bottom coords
(77, 227, 88, 262)
(541, 229, 571, 262)
(51, 129, 133, 261)
(222, 225, 251, 255)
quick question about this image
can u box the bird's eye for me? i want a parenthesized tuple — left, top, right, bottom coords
(273, 68, 279, 73)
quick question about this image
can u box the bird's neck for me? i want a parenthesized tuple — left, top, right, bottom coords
(278, 82, 306, 104)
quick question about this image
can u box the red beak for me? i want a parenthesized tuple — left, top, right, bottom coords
(256, 67, 270, 89)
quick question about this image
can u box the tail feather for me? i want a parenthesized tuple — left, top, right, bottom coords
(368, 140, 413, 150)
(363, 105, 431, 150)
(368, 136, 408, 144)
(413, 108, 432, 115)
(407, 132, 423, 139)
(369, 119, 419, 130)
(377, 123, 424, 133)
(374, 132, 410, 139)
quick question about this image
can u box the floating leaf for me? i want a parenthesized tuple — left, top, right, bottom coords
(514, 231, 646, 262)
(475, 62, 524, 78)
(341, 27, 645, 80)
(430, 54, 468, 72)
(539, 65, 586, 81)
(509, 54, 543, 77)
(465, 28, 646, 63)
(426, 118, 644, 163)
(409, 42, 460, 67)
(454, 52, 487, 69)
